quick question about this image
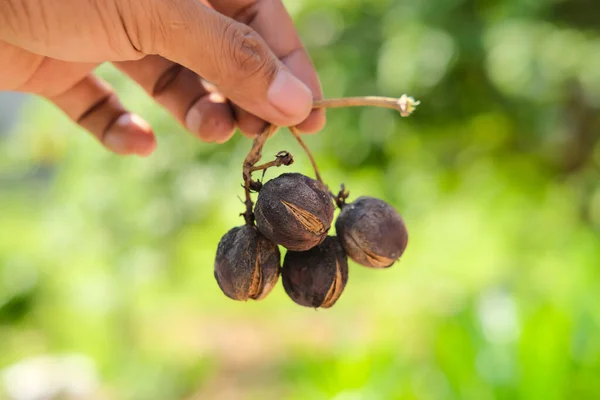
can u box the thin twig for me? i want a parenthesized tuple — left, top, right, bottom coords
(289, 126, 323, 184)
(243, 125, 276, 177)
(249, 151, 294, 173)
(241, 124, 278, 225)
(239, 94, 420, 223)
(242, 178, 255, 226)
(313, 94, 420, 117)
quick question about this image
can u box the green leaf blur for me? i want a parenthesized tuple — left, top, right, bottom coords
(2, 0, 600, 399)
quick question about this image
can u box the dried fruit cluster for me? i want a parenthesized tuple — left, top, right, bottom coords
(214, 95, 420, 309)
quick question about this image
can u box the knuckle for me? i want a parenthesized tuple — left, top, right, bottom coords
(220, 22, 276, 85)
(144, 1, 171, 53)
(112, 0, 152, 57)
(117, 0, 185, 58)
(0, 0, 19, 35)
(0, 0, 43, 41)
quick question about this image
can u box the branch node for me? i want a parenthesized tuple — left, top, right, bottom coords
(331, 184, 350, 209)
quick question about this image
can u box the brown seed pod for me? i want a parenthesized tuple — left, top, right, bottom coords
(214, 225, 280, 301)
(254, 173, 335, 252)
(335, 196, 408, 268)
(281, 236, 348, 309)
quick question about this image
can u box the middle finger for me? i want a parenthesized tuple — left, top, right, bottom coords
(115, 55, 236, 143)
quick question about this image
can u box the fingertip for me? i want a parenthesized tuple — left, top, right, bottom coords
(136, 135, 157, 157)
(215, 131, 236, 144)
(294, 108, 326, 134)
(211, 115, 237, 143)
(186, 96, 236, 143)
(234, 106, 267, 139)
(104, 113, 157, 157)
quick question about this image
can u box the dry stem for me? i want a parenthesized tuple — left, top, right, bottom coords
(313, 94, 420, 117)
(240, 94, 420, 222)
(289, 126, 323, 184)
(249, 151, 294, 173)
(242, 124, 278, 225)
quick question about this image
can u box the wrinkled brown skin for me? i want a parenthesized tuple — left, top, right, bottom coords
(214, 225, 280, 301)
(335, 197, 408, 268)
(282, 236, 349, 309)
(255, 173, 335, 251)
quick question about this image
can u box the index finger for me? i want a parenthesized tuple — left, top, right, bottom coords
(209, 0, 325, 133)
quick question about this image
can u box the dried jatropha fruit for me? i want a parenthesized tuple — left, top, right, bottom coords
(254, 173, 335, 252)
(335, 196, 408, 268)
(281, 236, 348, 309)
(214, 225, 280, 301)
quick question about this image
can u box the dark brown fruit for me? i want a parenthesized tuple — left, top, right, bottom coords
(335, 196, 408, 268)
(281, 236, 348, 309)
(255, 173, 335, 252)
(214, 225, 280, 301)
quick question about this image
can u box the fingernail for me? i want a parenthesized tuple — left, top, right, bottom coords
(267, 69, 313, 118)
(185, 102, 203, 134)
(104, 114, 155, 156)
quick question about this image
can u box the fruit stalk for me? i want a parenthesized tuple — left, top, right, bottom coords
(290, 127, 347, 207)
(241, 94, 420, 223)
(289, 126, 323, 183)
(313, 94, 420, 117)
(249, 151, 294, 174)
(242, 124, 277, 225)
(289, 95, 419, 200)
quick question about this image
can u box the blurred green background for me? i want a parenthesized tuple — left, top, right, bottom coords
(2, 0, 600, 399)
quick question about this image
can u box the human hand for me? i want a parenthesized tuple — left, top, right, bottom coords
(0, 0, 325, 156)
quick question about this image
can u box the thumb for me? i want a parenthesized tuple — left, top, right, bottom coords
(136, 0, 314, 127)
